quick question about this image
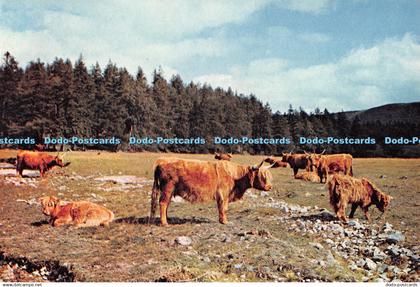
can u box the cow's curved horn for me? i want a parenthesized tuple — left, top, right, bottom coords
(252, 160, 265, 170)
(321, 149, 326, 155)
(262, 162, 276, 170)
(304, 151, 309, 155)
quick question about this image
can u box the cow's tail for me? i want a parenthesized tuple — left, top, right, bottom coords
(148, 165, 161, 225)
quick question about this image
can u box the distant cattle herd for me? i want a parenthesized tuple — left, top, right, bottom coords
(3, 149, 393, 227)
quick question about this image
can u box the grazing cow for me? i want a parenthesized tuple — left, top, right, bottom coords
(264, 157, 288, 168)
(328, 174, 392, 222)
(16, 150, 69, 177)
(39, 196, 114, 228)
(215, 152, 232, 161)
(281, 153, 311, 176)
(308, 153, 353, 183)
(294, 171, 320, 183)
(149, 158, 275, 226)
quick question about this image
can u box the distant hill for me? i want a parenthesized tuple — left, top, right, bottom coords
(341, 102, 420, 124)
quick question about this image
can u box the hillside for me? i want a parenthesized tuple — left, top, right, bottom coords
(342, 102, 420, 124)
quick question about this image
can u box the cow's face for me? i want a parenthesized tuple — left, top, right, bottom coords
(308, 154, 322, 169)
(281, 153, 291, 162)
(377, 193, 393, 213)
(364, 180, 393, 213)
(39, 196, 60, 216)
(250, 161, 274, 191)
(54, 156, 65, 167)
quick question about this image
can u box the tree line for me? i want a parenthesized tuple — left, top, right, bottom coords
(0, 52, 418, 157)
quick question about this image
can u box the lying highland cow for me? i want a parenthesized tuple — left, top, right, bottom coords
(328, 174, 392, 222)
(264, 157, 288, 168)
(39, 196, 114, 228)
(214, 152, 232, 161)
(294, 171, 320, 182)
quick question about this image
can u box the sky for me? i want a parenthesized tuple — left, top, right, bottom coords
(0, 0, 419, 112)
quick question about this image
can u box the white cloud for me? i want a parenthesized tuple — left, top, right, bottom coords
(1, 1, 248, 79)
(193, 34, 420, 112)
(275, 0, 335, 14)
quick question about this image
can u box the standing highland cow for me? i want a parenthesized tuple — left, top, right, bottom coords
(16, 151, 69, 177)
(328, 174, 393, 222)
(149, 158, 275, 226)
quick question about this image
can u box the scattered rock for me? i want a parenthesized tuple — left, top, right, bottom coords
(365, 258, 377, 270)
(310, 242, 324, 250)
(348, 220, 364, 230)
(175, 236, 192, 246)
(379, 175, 387, 179)
(384, 232, 405, 244)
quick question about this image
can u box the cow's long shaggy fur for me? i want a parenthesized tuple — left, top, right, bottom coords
(16, 150, 67, 177)
(294, 171, 320, 182)
(39, 196, 114, 228)
(328, 174, 392, 222)
(149, 158, 274, 226)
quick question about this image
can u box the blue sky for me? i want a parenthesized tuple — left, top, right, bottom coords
(0, 0, 419, 112)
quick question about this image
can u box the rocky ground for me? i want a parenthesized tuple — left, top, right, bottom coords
(0, 153, 419, 282)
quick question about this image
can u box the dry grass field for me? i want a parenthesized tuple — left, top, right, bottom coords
(0, 150, 419, 282)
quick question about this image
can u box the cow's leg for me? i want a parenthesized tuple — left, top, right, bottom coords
(159, 182, 174, 226)
(349, 203, 358, 218)
(337, 202, 348, 222)
(216, 195, 229, 224)
(52, 217, 71, 227)
(293, 167, 298, 177)
(39, 166, 44, 177)
(362, 207, 371, 222)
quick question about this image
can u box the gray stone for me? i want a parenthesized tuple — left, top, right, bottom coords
(373, 248, 387, 261)
(356, 259, 366, 267)
(348, 263, 358, 271)
(326, 251, 337, 266)
(377, 263, 388, 273)
(348, 220, 364, 230)
(324, 238, 335, 245)
(330, 223, 344, 234)
(365, 258, 377, 270)
(234, 264, 243, 269)
(175, 236, 192, 246)
(385, 232, 405, 244)
(310, 242, 324, 250)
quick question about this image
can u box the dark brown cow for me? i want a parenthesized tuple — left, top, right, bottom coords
(215, 152, 232, 161)
(16, 151, 68, 177)
(281, 153, 311, 176)
(328, 174, 393, 222)
(309, 153, 353, 183)
(149, 158, 275, 226)
(264, 157, 288, 168)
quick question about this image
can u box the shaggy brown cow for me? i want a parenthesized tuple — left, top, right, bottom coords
(215, 153, 232, 161)
(309, 153, 353, 183)
(281, 153, 311, 176)
(328, 174, 392, 222)
(149, 158, 275, 226)
(39, 196, 114, 228)
(16, 151, 68, 177)
(294, 171, 320, 182)
(264, 157, 288, 168)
